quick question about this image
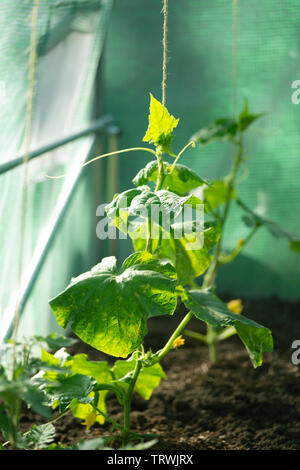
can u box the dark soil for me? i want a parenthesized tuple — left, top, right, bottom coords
(20, 297, 300, 450)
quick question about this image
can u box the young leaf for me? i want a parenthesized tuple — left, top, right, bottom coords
(22, 384, 53, 418)
(0, 375, 51, 418)
(204, 180, 236, 211)
(66, 354, 113, 425)
(238, 99, 264, 132)
(26, 423, 56, 449)
(132, 160, 208, 195)
(182, 289, 273, 368)
(113, 358, 166, 400)
(237, 198, 300, 250)
(34, 333, 77, 350)
(70, 393, 105, 427)
(41, 347, 60, 367)
(143, 94, 179, 152)
(131, 221, 219, 285)
(45, 437, 113, 450)
(121, 439, 158, 450)
(289, 240, 300, 253)
(49, 252, 177, 358)
(190, 118, 237, 146)
(203, 221, 222, 251)
(106, 185, 203, 235)
(74, 437, 112, 451)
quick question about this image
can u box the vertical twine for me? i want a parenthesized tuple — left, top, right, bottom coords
(233, 0, 239, 117)
(162, 0, 168, 107)
(12, 0, 40, 340)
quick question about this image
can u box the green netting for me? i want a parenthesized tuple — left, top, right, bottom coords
(1, 0, 299, 344)
(0, 0, 112, 340)
(103, 0, 300, 299)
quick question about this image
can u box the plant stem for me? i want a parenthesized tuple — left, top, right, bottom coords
(201, 135, 244, 362)
(217, 326, 237, 342)
(202, 135, 243, 289)
(93, 383, 124, 404)
(155, 147, 165, 191)
(171, 141, 194, 170)
(45, 408, 71, 426)
(93, 406, 123, 431)
(184, 329, 208, 344)
(122, 359, 142, 445)
(146, 217, 152, 253)
(47, 147, 157, 179)
(157, 311, 193, 361)
(218, 224, 259, 264)
(207, 325, 218, 363)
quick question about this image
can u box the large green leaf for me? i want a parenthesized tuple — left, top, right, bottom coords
(132, 160, 208, 195)
(106, 186, 203, 235)
(131, 221, 219, 285)
(49, 252, 177, 358)
(65, 354, 111, 383)
(182, 289, 273, 368)
(44, 374, 96, 407)
(65, 353, 112, 424)
(113, 357, 166, 400)
(40, 350, 113, 425)
(143, 93, 179, 152)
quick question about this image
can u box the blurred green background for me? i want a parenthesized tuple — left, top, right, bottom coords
(0, 0, 299, 341)
(103, 0, 300, 299)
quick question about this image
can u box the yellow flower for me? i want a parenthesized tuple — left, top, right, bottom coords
(227, 299, 243, 315)
(172, 335, 185, 349)
(82, 410, 97, 430)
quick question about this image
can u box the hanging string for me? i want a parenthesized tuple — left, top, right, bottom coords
(12, 0, 40, 341)
(162, 0, 168, 107)
(233, 0, 239, 117)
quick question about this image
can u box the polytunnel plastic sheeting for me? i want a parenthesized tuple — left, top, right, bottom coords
(103, 0, 300, 299)
(0, 0, 113, 341)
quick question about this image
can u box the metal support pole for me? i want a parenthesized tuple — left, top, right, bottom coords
(0, 115, 114, 176)
(1, 137, 100, 342)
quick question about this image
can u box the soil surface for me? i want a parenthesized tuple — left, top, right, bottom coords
(20, 297, 300, 450)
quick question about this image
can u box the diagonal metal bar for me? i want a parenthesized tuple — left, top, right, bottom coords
(1, 136, 102, 342)
(0, 0, 116, 342)
(0, 114, 114, 176)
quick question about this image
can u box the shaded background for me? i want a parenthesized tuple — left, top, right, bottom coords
(0, 0, 299, 341)
(103, 0, 300, 299)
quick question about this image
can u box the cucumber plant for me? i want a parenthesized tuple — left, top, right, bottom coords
(46, 94, 274, 446)
(183, 100, 300, 362)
